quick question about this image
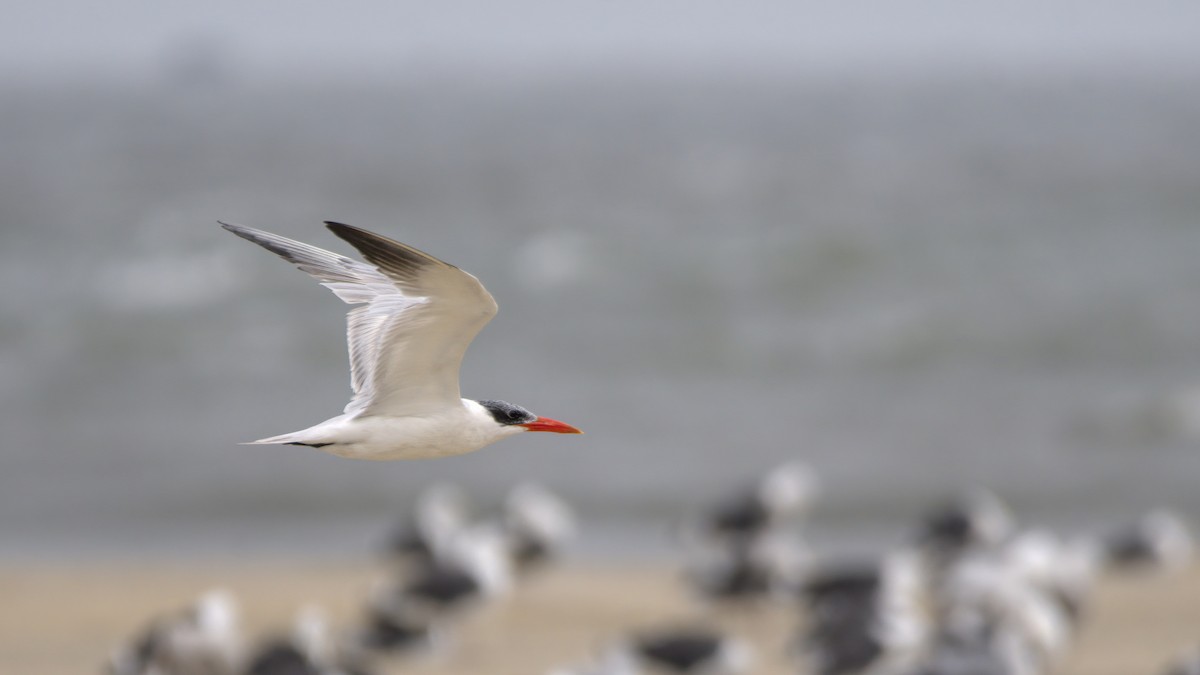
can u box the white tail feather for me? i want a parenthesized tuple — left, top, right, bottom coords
(241, 431, 312, 446)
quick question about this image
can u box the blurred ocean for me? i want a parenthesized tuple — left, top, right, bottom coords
(3, 69, 1199, 560)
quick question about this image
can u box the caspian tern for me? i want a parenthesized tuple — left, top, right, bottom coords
(221, 221, 582, 459)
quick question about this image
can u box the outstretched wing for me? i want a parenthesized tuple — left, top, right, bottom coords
(221, 221, 498, 417)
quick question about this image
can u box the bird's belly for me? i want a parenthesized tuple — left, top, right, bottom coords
(328, 415, 497, 461)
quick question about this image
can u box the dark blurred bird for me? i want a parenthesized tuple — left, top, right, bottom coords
(108, 590, 242, 675)
(221, 221, 581, 459)
(243, 607, 370, 675)
(683, 531, 809, 604)
(795, 551, 929, 675)
(801, 559, 885, 620)
(350, 609, 440, 656)
(1100, 509, 1194, 572)
(551, 626, 751, 675)
(618, 626, 753, 674)
(913, 489, 1014, 562)
(243, 643, 323, 675)
(692, 462, 817, 542)
(381, 483, 471, 567)
(499, 482, 578, 574)
(372, 525, 512, 623)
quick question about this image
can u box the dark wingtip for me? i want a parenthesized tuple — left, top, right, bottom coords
(324, 221, 387, 249)
(323, 221, 457, 274)
(324, 220, 356, 236)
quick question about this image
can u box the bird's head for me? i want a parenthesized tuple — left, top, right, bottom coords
(477, 399, 583, 435)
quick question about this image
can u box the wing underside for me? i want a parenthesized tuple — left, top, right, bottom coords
(221, 221, 498, 417)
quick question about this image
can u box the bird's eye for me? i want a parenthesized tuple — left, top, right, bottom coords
(509, 410, 525, 420)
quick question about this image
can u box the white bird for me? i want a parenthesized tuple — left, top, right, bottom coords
(221, 221, 582, 459)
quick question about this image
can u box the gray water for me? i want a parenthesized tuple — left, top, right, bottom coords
(3, 69, 1199, 560)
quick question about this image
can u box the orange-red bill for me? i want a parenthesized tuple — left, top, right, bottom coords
(520, 417, 583, 434)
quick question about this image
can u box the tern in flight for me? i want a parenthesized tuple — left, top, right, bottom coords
(221, 221, 582, 460)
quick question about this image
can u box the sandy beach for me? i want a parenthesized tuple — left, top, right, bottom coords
(1, 559, 1196, 675)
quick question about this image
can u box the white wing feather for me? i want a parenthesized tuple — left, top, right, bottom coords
(220, 221, 497, 417)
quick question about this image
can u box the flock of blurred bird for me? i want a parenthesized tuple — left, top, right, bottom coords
(108, 463, 1198, 675)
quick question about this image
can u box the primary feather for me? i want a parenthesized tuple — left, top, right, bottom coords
(221, 221, 497, 418)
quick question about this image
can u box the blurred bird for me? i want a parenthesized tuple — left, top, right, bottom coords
(243, 606, 370, 675)
(372, 524, 513, 623)
(690, 462, 818, 542)
(913, 489, 1015, 562)
(1100, 509, 1194, 572)
(612, 626, 753, 674)
(683, 531, 810, 604)
(108, 589, 242, 675)
(1001, 529, 1100, 630)
(343, 605, 443, 670)
(911, 491, 1102, 665)
(382, 483, 471, 567)
(934, 549, 1073, 671)
(795, 551, 929, 675)
(350, 609, 440, 655)
(499, 482, 578, 574)
(221, 221, 582, 459)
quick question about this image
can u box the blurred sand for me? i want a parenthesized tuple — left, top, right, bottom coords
(1, 560, 1196, 675)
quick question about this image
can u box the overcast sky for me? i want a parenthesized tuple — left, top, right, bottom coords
(8, 0, 1200, 81)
